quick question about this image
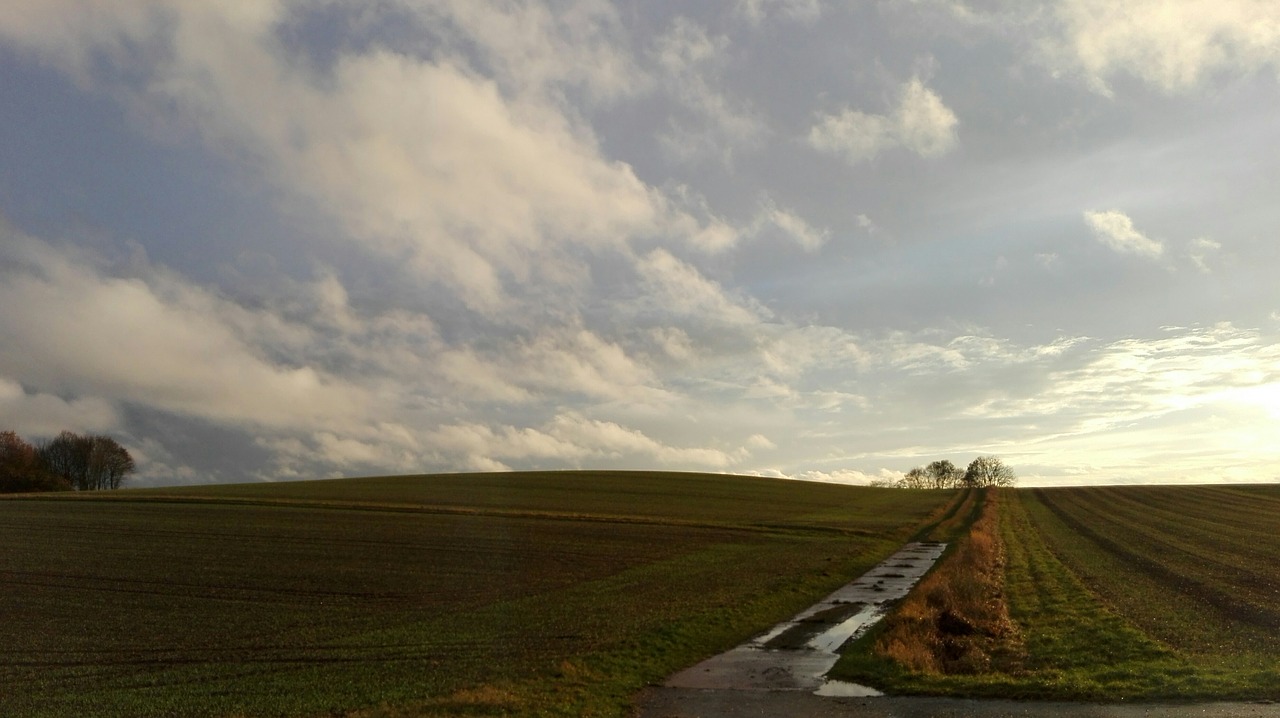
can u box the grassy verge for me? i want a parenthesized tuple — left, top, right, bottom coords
(875, 489, 1022, 675)
(831, 488, 1025, 693)
(0, 471, 951, 717)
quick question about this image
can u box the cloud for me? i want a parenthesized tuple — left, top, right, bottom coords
(0, 1, 738, 316)
(435, 327, 666, 404)
(808, 77, 958, 165)
(406, 0, 644, 104)
(0, 377, 120, 437)
(281, 51, 659, 312)
(1083, 209, 1165, 259)
(646, 327, 694, 363)
(1042, 0, 1280, 95)
(3, 1, 1277, 489)
(1035, 252, 1061, 269)
(0, 228, 371, 431)
(736, 0, 822, 26)
(653, 15, 725, 74)
(1189, 237, 1223, 273)
(635, 249, 767, 326)
(652, 17, 767, 164)
(963, 324, 1280, 432)
(424, 412, 739, 470)
(751, 199, 830, 251)
(789, 468, 900, 485)
(809, 110, 893, 165)
(125, 436, 203, 486)
(664, 185, 742, 253)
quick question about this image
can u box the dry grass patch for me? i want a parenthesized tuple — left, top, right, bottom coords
(875, 489, 1023, 675)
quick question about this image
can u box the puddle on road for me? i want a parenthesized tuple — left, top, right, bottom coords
(664, 541, 947, 697)
(815, 680, 885, 697)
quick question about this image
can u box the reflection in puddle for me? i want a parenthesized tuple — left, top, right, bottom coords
(806, 604, 882, 653)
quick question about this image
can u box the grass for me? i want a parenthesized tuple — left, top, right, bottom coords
(0, 471, 951, 717)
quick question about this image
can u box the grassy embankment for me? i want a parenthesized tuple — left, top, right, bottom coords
(833, 485, 1280, 701)
(0, 471, 953, 717)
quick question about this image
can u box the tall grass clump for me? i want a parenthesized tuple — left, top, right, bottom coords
(876, 489, 1023, 675)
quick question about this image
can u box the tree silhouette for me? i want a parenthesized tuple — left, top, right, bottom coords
(963, 455, 1017, 487)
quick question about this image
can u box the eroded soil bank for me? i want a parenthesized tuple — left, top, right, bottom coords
(663, 541, 947, 694)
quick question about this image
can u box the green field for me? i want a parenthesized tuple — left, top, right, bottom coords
(833, 484, 1280, 701)
(0, 471, 952, 717)
(9, 474, 1278, 715)
(1017, 485, 1280, 697)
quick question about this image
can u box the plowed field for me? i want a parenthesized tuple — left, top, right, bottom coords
(0, 471, 951, 717)
(1027, 485, 1280, 658)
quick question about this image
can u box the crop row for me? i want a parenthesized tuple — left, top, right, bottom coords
(1030, 485, 1280, 651)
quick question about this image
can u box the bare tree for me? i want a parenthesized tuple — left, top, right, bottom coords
(38, 431, 134, 490)
(897, 466, 928, 489)
(925, 459, 964, 489)
(39, 431, 92, 489)
(89, 436, 135, 490)
(963, 455, 1016, 487)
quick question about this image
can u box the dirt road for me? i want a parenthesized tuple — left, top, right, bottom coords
(663, 542, 946, 695)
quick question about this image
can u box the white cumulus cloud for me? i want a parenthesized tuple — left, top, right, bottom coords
(1083, 209, 1165, 259)
(1043, 0, 1280, 94)
(808, 77, 958, 165)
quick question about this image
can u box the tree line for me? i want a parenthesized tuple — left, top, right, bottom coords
(891, 456, 1016, 489)
(0, 430, 135, 493)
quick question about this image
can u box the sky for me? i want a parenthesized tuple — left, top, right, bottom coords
(1, 1, 1278, 488)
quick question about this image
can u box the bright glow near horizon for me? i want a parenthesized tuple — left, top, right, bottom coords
(1, 1, 1278, 487)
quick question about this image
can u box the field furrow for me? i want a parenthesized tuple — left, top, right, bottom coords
(1025, 486, 1280, 663)
(1033, 488, 1280, 628)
